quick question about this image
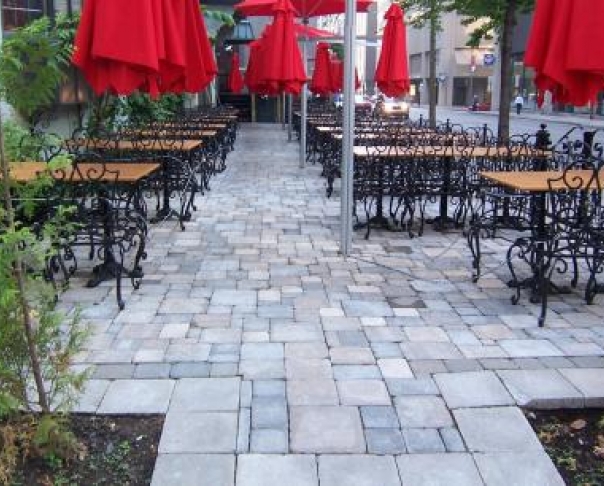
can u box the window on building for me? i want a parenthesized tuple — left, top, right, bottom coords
(2, 0, 45, 33)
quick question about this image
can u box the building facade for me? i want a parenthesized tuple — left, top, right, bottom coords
(403, 10, 495, 108)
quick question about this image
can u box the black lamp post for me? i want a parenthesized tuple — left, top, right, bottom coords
(224, 20, 255, 46)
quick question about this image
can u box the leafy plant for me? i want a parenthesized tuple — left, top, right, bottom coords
(0, 14, 77, 128)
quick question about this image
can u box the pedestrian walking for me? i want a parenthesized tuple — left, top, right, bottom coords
(514, 94, 524, 115)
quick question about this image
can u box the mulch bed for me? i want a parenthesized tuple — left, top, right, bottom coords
(13, 414, 164, 486)
(527, 408, 604, 486)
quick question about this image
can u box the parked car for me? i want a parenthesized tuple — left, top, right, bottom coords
(376, 96, 410, 118)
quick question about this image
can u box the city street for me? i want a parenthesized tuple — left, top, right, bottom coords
(411, 105, 604, 143)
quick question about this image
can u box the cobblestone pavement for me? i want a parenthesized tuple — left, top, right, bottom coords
(62, 123, 604, 485)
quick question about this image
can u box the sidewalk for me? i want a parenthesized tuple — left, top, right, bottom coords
(63, 123, 604, 485)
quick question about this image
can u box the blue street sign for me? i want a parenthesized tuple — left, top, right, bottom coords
(483, 53, 495, 66)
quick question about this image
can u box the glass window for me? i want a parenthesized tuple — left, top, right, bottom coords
(2, 0, 45, 33)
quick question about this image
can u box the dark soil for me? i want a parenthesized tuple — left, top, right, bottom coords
(13, 414, 164, 486)
(527, 408, 604, 486)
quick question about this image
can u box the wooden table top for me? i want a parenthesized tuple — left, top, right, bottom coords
(133, 129, 218, 138)
(71, 139, 203, 152)
(480, 170, 604, 192)
(353, 145, 552, 159)
(7, 162, 160, 183)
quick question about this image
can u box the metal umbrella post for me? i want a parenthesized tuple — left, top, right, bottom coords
(340, 0, 356, 256)
(299, 25, 309, 168)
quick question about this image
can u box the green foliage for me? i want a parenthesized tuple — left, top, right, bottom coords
(86, 92, 185, 133)
(1, 119, 63, 162)
(446, 0, 535, 46)
(399, 0, 447, 30)
(202, 7, 235, 28)
(0, 14, 78, 125)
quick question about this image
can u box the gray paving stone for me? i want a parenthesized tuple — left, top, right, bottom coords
(332, 364, 381, 380)
(236, 455, 318, 486)
(378, 358, 414, 378)
(237, 408, 251, 453)
(434, 371, 514, 409)
(159, 412, 238, 453)
(499, 339, 563, 357)
(342, 300, 394, 317)
(337, 379, 391, 406)
(396, 453, 483, 486)
(330, 347, 375, 364)
(134, 363, 171, 379)
(443, 359, 483, 373)
(239, 360, 285, 380)
(559, 368, 604, 406)
(395, 396, 453, 428)
(454, 407, 543, 452)
(409, 359, 447, 376)
(241, 343, 284, 360)
(74, 379, 110, 413)
(165, 343, 211, 362)
(285, 342, 328, 359)
(92, 364, 135, 379)
(440, 427, 467, 452)
(497, 369, 584, 408)
(169, 362, 210, 378)
(250, 429, 289, 453)
(474, 451, 565, 486)
(319, 455, 401, 486)
(170, 378, 240, 412)
(365, 428, 406, 454)
(253, 380, 286, 397)
(211, 289, 257, 306)
(360, 406, 400, 428)
(287, 380, 339, 406)
(252, 396, 288, 429)
(290, 406, 365, 453)
(151, 454, 235, 486)
(402, 428, 446, 453)
(401, 342, 462, 360)
(98, 379, 174, 414)
(386, 378, 439, 396)
(286, 358, 333, 380)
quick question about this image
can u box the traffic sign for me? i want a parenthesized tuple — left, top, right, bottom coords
(483, 53, 495, 66)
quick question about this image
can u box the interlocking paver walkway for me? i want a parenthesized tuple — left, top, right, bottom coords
(61, 123, 604, 484)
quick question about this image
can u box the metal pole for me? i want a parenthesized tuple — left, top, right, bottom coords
(288, 94, 293, 141)
(299, 29, 308, 168)
(340, 0, 356, 256)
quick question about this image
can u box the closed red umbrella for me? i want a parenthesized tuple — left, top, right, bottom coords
(72, 0, 160, 95)
(310, 42, 333, 96)
(72, 0, 216, 96)
(262, 0, 307, 95)
(525, 0, 604, 106)
(375, 4, 410, 98)
(228, 52, 245, 93)
(330, 56, 360, 92)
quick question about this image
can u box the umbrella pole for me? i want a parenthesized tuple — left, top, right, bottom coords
(340, 0, 356, 256)
(282, 93, 286, 129)
(299, 28, 308, 168)
(288, 94, 293, 141)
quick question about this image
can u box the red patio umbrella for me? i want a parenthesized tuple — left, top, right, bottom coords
(375, 4, 410, 98)
(245, 26, 279, 95)
(72, 0, 216, 97)
(235, 0, 373, 18)
(228, 52, 245, 93)
(310, 42, 333, 96)
(262, 0, 307, 95)
(525, 0, 604, 107)
(294, 23, 333, 39)
(330, 56, 361, 92)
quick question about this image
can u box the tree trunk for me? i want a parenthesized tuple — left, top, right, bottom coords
(497, 0, 516, 140)
(428, 7, 438, 128)
(0, 107, 50, 413)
